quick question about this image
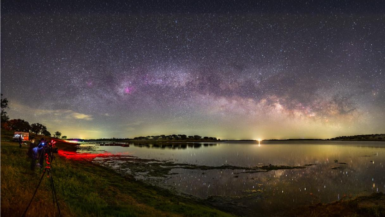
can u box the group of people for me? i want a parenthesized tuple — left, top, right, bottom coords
(27, 138, 48, 171)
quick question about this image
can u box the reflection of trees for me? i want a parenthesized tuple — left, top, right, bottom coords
(193, 143, 201, 148)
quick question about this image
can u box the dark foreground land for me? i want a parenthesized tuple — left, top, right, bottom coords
(1, 130, 232, 217)
(2, 130, 385, 217)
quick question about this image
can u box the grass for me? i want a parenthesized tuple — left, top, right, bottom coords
(1, 130, 234, 217)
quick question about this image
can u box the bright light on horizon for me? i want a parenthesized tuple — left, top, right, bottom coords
(257, 138, 262, 146)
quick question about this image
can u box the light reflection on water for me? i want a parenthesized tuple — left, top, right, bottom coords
(78, 141, 385, 215)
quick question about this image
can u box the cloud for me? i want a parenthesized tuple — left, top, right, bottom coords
(9, 101, 93, 121)
(71, 112, 93, 120)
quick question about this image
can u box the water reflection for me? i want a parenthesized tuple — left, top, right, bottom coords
(76, 141, 385, 216)
(76, 142, 218, 152)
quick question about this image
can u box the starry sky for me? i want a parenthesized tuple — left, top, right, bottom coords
(2, 1, 385, 139)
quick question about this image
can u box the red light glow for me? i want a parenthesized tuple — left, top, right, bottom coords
(58, 150, 119, 161)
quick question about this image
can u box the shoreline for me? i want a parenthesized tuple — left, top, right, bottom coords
(2, 130, 385, 217)
(1, 130, 234, 217)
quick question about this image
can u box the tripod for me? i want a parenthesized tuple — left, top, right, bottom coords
(23, 148, 61, 217)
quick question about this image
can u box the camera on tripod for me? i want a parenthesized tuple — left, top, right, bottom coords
(39, 140, 58, 166)
(44, 140, 58, 154)
(24, 139, 62, 217)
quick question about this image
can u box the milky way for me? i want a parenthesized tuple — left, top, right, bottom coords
(2, 1, 385, 139)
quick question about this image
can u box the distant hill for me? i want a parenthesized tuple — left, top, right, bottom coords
(330, 134, 385, 141)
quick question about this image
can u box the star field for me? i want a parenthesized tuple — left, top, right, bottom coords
(2, 1, 385, 139)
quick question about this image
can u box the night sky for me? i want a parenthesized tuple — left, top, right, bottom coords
(2, 1, 385, 139)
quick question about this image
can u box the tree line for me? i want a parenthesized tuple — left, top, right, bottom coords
(330, 134, 385, 141)
(1, 94, 64, 138)
(133, 134, 218, 141)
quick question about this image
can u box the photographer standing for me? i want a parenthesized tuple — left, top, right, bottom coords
(31, 138, 46, 169)
(27, 138, 37, 171)
(18, 134, 23, 148)
(37, 138, 47, 168)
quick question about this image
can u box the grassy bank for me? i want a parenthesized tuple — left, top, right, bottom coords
(1, 130, 233, 217)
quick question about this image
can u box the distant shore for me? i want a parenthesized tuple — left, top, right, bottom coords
(66, 133, 385, 143)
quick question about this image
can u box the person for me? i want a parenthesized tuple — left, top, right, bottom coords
(33, 138, 47, 168)
(18, 134, 23, 148)
(27, 139, 38, 171)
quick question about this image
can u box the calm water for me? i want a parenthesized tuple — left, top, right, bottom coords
(77, 141, 385, 216)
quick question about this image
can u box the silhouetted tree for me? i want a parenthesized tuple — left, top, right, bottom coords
(31, 123, 47, 135)
(1, 94, 9, 123)
(61, 136, 67, 139)
(193, 135, 201, 139)
(42, 129, 51, 137)
(55, 131, 61, 138)
(8, 119, 31, 132)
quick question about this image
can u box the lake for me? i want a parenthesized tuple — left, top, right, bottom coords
(75, 141, 385, 216)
